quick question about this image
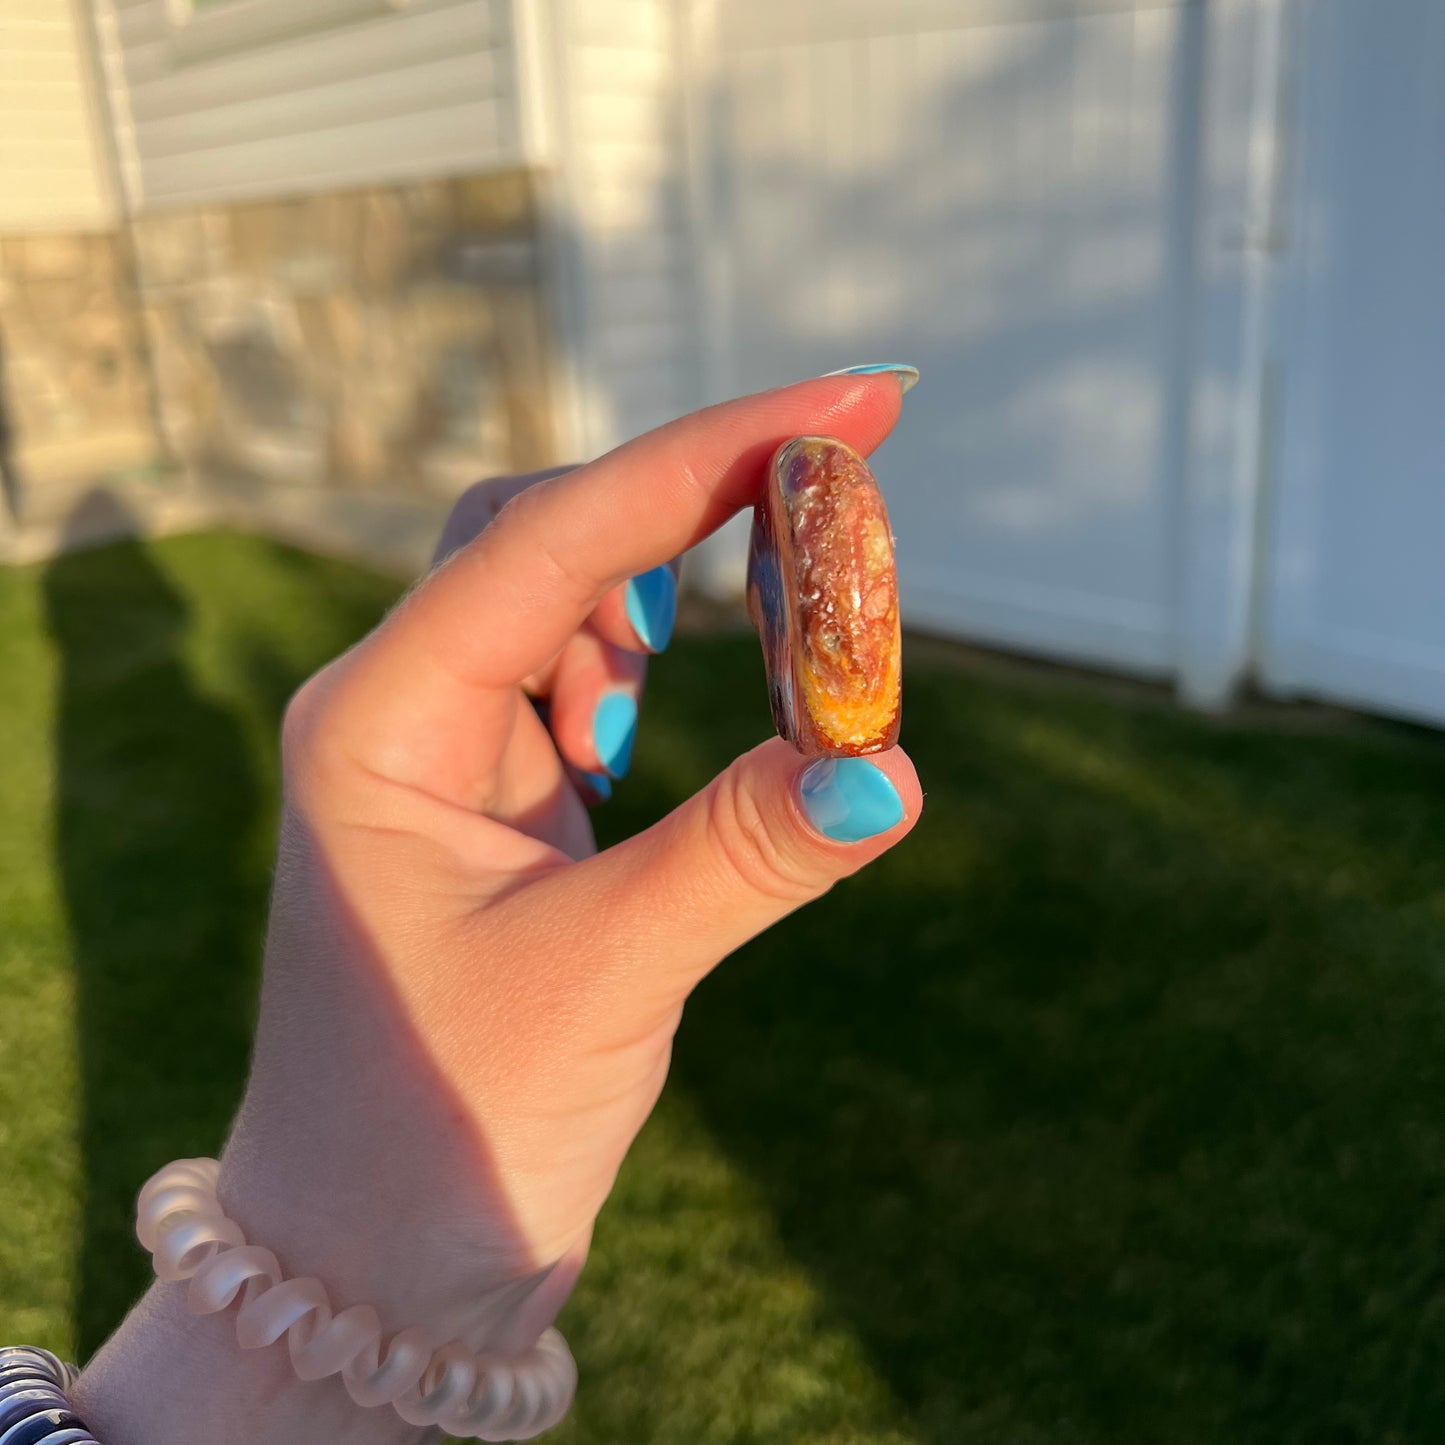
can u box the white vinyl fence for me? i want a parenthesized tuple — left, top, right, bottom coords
(675, 0, 1445, 726)
(1257, 0, 1445, 725)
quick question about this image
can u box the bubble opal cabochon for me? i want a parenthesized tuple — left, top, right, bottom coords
(746, 436, 902, 757)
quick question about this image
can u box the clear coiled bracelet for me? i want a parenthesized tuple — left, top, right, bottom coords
(3, 1157, 576, 1443)
(137, 1158, 575, 1440)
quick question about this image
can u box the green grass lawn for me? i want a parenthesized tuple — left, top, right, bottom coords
(2, 528, 1444, 1444)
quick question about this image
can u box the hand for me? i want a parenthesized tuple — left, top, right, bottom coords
(79, 377, 922, 1442)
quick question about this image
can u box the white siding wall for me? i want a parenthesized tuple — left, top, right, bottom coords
(95, 0, 520, 210)
(540, 0, 697, 456)
(0, 0, 117, 231)
(85, 0, 700, 457)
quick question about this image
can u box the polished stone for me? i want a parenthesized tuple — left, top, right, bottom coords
(747, 436, 902, 756)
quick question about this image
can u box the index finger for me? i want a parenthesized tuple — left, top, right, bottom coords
(431, 470, 679, 660)
(430, 466, 578, 571)
(376, 375, 903, 693)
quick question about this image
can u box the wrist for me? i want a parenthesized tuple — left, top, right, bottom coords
(239, 846, 589, 1358)
(218, 1089, 588, 1360)
(75, 1281, 428, 1445)
(79, 1145, 583, 1445)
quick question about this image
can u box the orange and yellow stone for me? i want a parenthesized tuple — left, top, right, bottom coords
(746, 436, 902, 757)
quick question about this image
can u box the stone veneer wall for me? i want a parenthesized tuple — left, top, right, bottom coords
(0, 231, 161, 524)
(131, 169, 559, 498)
(0, 168, 560, 547)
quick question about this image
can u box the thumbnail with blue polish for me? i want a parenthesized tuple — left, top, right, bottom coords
(800, 758, 904, 843)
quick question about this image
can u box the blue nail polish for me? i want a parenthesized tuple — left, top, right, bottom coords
(823, 363, 920, 395)
(593, 692, 638, 778)
(624, 565, 677, 652)
(799, 758, 904, 843)
(580, 770, 612, 801)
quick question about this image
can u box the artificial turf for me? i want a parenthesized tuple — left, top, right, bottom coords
(1, 528, 1443, 1444)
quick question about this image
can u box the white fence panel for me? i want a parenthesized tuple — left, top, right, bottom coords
(1259, 0, 1445, 726)
(693, 0, 1213, 678)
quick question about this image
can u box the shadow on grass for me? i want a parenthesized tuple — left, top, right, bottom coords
(43, 495, 264, 1356)
(0, 328, 22, 525)
(40, 518, 417, 1367)
(597, 634, 1445, 1445)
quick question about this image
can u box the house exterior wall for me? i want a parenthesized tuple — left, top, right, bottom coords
(3, 0, 562, 530)
(538, 0, 699, 457)
(3, 0, 698, 525)
(0, 230, 158, 514)
(1, 167, 559, 531)
(95, 0, 520, 210)
(130, 170, 557, 498)
(0, 1, 156, 522)
(0, 0, 117, 232)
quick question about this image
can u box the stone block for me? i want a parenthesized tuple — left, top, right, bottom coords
(133, 212, 208, 289)
(228, 203, 276, 275)
(81, 234, 122, 287)
(456, 168, 534, 234)
(410, 286, 493, 352)
(2, 166, 560, 523)
(18, 234, 89, 281)
(323, 292, 366, 360)
(292, 297, 336, 365)
(300, 192, 356, 278)
(356, 191, 410, 291)
(328, 407, 390, 484)
(435, 235, 534, 288)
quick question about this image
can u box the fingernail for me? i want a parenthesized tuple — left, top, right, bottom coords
(624, 565, 677, 652)
(593, 692, 638, 778)
(799, 758, 904, 843)
(823, 363, 920, 395)
(580, 770, 612, 801)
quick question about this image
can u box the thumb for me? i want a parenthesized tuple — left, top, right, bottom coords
(543, 737, 921, 997)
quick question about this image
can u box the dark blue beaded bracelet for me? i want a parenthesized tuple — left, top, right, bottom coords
(0, 1362, 54, 1385)
(0, 1376, 51, 1396)
(0, 1350, 97, 1445)
(0, 1395, 64, 1434)
(1, 1412, 86, 1445)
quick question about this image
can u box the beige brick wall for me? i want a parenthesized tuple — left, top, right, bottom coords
(0, 230, 159, 520)
(130, 169, 560, 497)
(0, 169, 562, 533)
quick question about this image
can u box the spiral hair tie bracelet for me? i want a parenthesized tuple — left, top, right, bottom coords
(0, 1345, 97, 1444)
(136, 1159, 576, 1441)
